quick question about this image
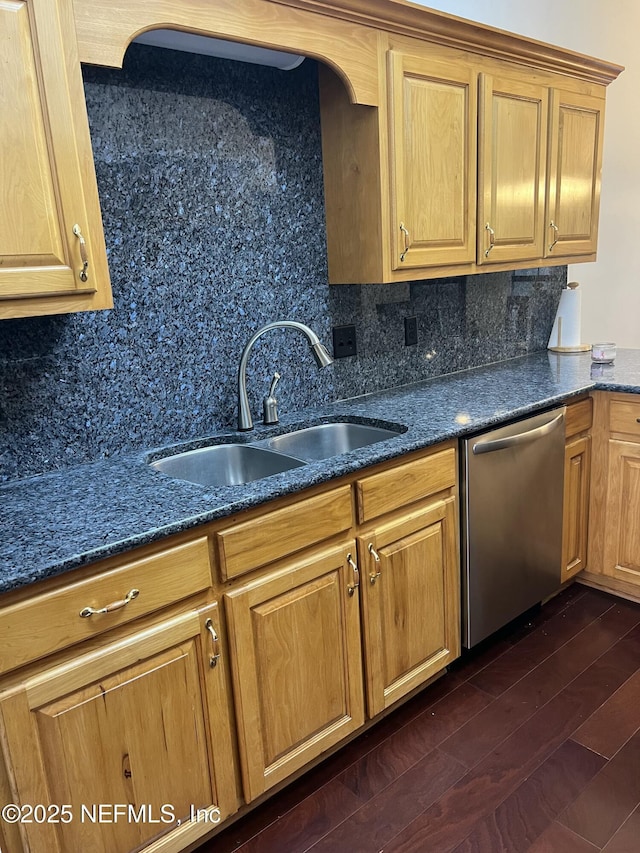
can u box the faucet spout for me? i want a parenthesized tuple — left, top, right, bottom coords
(237, 321, 334, 431)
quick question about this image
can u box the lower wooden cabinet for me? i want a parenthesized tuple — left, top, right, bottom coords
(222, 442, 460, 802)
(358, 496, 460, 717)
(0, 603, 236, 853)
(8, 397, 640, 851)
(0, 441, 461, 850)
(224, 543, 365, 802)
(583, 392, 640, 600)
(562, 433, 592, 580)
(561, 398, 593, 582)
(601, 439, 640, 586)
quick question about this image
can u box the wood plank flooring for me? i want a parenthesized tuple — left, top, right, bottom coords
(198, 585, 640, 853)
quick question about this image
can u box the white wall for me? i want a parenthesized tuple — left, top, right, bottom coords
(413, 0, 640, 348)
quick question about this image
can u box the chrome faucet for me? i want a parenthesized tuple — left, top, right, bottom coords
(237, 321, 334, 431)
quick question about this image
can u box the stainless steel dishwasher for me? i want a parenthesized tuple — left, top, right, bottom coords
(461, 406, 565, 648)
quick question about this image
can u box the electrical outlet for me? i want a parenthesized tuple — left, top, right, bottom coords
(404, 316, 418, 346)
(332, 324, 357, 358)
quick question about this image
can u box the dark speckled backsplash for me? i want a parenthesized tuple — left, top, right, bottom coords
(0, 46, 565, 481)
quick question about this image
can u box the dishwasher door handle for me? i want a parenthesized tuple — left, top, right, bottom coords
(472, 411, 564, 455)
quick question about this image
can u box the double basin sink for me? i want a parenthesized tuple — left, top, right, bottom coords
(150, 421, 405, 487)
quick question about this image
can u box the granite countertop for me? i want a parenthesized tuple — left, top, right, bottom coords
(2, 349, 640, 596)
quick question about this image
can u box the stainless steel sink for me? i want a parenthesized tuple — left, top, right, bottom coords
(150, 443, 305, 487)
(259, 422, 402, 462)
(150, 421, 404, 487)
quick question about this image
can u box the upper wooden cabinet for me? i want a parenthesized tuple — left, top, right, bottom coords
(320, 41, 615, 283)
(0, 0, 111, 319)
(67, 0, 621, 287)
(388, 52, 477, 271)
(477, 74, 548, 266)
(545, 89, 605, 259)
(477, 78, 605, 268)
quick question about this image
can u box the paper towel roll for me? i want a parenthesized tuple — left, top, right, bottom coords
(547, 282, 589, 352)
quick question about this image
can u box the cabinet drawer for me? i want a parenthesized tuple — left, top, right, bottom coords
(356, 446, 456, 523)
(217, 485, 353, 580)
(565, 397, 593, 439)
(0, 538, 212, 675)
(609, 399, 640, 439)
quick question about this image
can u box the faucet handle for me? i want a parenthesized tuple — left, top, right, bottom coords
(263, 372, 281, 425)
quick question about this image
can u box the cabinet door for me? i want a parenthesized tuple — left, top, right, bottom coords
(388, 52, 477, 270)
(478, 73, 548, 264)
(562, 435, 591, 580)
(603, 440, 640, 586)
(224, 543, 365, 802)
(358, 497, 460, 718)
(0, 0, 111, 317)
(0, 605, 235, 853)
(545, 89, 605, 258)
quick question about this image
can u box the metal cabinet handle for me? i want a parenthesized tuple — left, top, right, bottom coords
(72, 224, 89, 282)
(548, 221, 559, 252)
(80, 588, 139, 618)
(399, 223, 410, 262)
(368, 543, 382, 585)
(205, 618, 221, 668)
(347, 553, 360, 596)
(484, 223, 495, 257)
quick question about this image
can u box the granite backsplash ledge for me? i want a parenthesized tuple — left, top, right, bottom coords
(0, 46, 566, 481)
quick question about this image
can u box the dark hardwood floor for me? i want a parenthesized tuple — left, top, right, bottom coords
(198, 585, 640, 853)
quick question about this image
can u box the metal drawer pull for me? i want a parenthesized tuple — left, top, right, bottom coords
(399, 223, 410, 262)
(548, 221, 559, 252)
(72, 224, 89, 282)
(79, 588, 139, 618)
(368, 543, 382, 584)
(347, 553, 360, 596)
(485, 223, 495, 257)
(205, 618, 221, 668)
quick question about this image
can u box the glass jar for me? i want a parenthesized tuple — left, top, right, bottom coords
(591, 342, 616, 363)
